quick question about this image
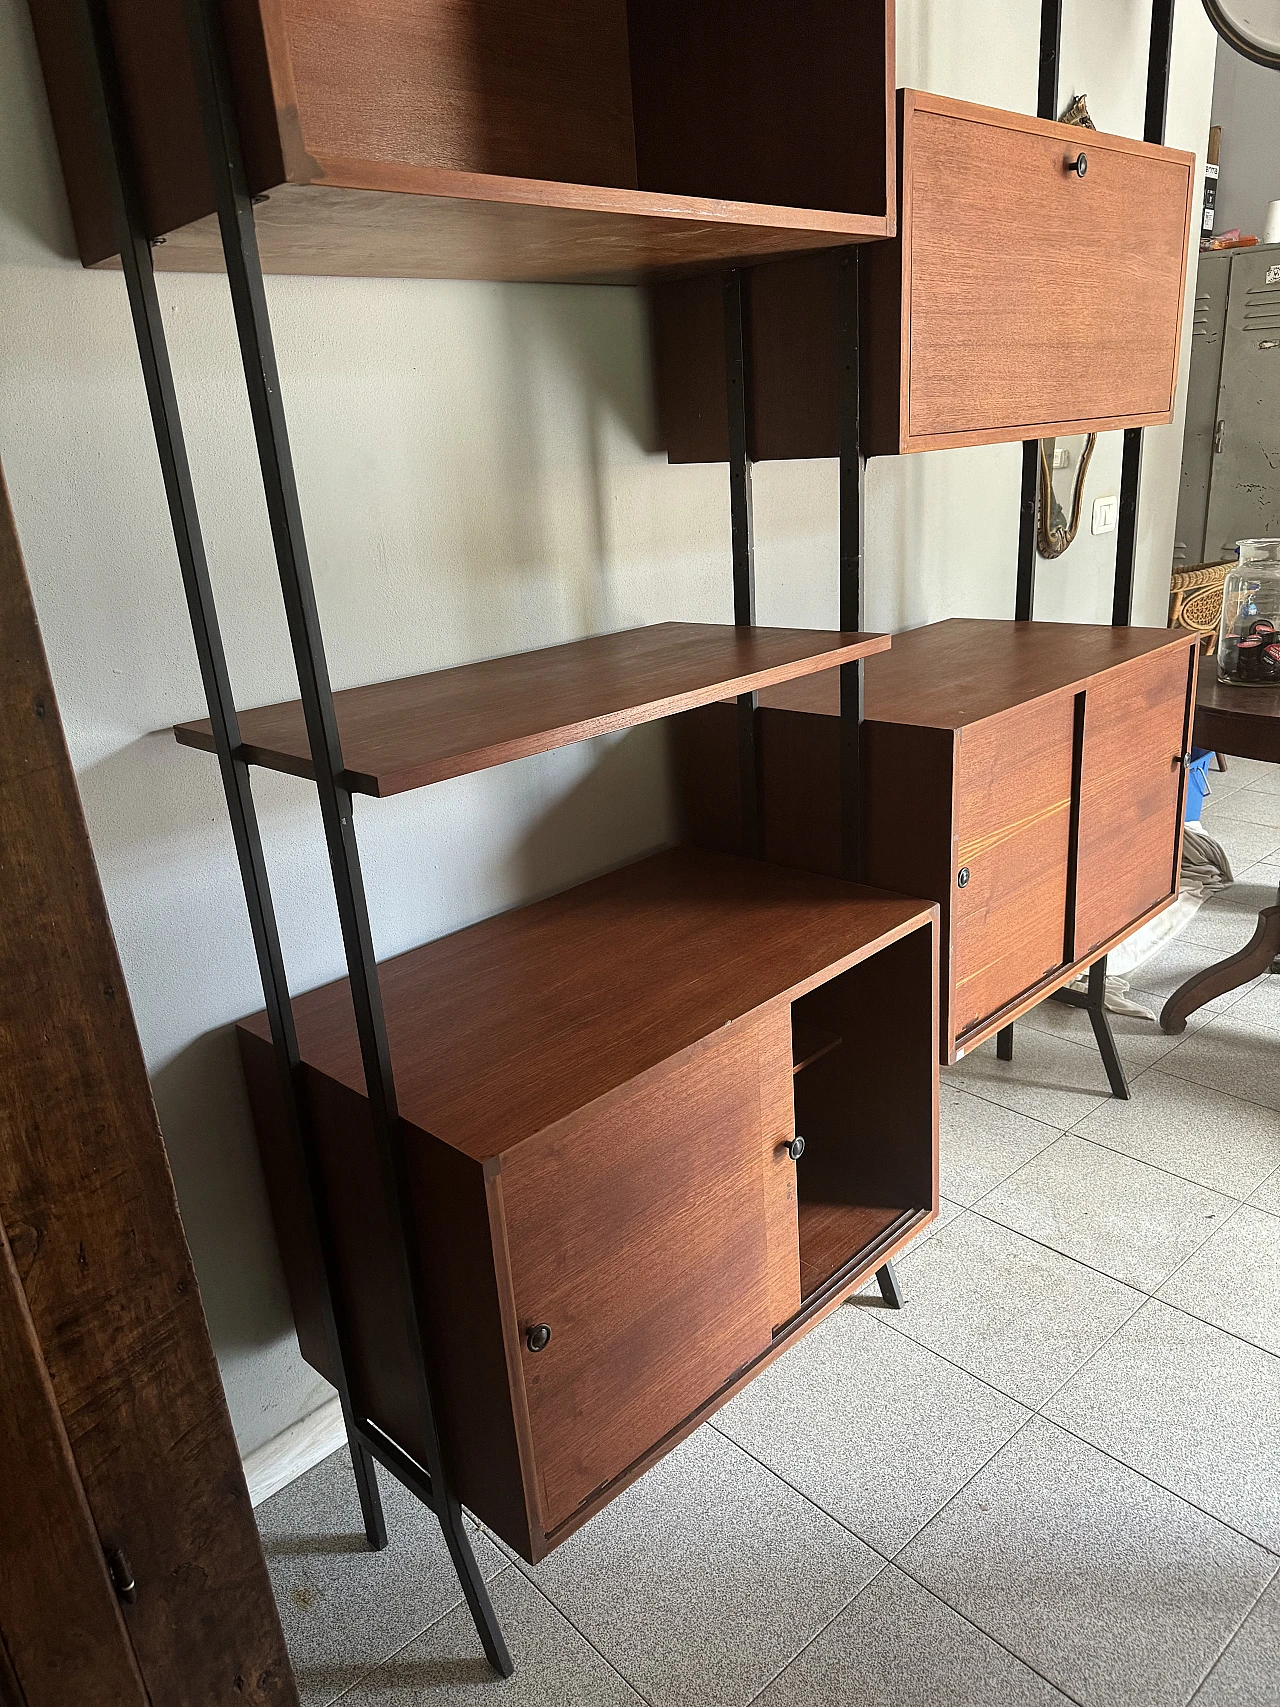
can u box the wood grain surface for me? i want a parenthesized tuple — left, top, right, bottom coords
(238, 846, 933, 1164)
(175, 622, 890, 794)
(760, 620, 1194, 731)
(501, 1019, 773, 1531)
(1074, 642, 1194, 958)
(894, 90, 1195, 452)
(0, 1218, 146, 1707)
(33, 0, 894, 277)
(951, 698, 1074, 1036)
(0, 471, 295, 1704)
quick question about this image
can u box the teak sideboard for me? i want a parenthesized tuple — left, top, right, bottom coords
(238, 847, 938, 1563)
(675, 621, 1199, 1063)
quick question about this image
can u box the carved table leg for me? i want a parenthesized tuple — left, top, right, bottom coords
(1160, 905, 1280, 1035)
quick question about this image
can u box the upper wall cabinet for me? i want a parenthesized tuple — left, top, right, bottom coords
(653, 90, 1197, 462)
(29, 0, 895, 283)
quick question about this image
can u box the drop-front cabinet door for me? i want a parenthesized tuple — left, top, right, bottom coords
(895, 91, 1195, 452)
(1075, 645, 1195, 958)
(498, 1013, 784, 1537)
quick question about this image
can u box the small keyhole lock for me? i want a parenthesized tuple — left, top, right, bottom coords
(957, 866, 971, 888)
(1066, 151, 1087, 178)
(782, 1135, 806, 1162)
(526, 1323, 552, 1354)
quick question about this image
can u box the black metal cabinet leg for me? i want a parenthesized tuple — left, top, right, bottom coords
(438, 1496, 514, 1677)
(996, 1024, 1014, 1062)
(1085, 958, 1130, 1100)
(350, 1435, 388, 1551)
(876, 1261, 905, 1309)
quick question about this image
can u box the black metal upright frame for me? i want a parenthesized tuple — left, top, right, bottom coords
(1001, 0, 1175, 1093)
(76, 0, 512, 1676)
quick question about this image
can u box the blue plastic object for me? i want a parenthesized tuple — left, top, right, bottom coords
(1184, 748, 1213, 823)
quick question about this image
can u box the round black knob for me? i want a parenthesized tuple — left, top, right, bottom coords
(1067, 151, 1087, 178)
(957, 866, 971, 888)
(783, 1135, 806, 1162)
(526, 1324, 552, 1354)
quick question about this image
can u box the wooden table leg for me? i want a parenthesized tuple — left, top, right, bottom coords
(1160, 905, 1280, 1034)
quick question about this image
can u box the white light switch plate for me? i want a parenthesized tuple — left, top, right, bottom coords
(1092, 495, 1118, 535)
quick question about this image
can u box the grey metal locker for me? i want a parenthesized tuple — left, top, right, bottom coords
(1175, 242, 1280, 567)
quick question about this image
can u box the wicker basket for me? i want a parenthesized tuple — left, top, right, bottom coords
(1169, 560, 1234, 642)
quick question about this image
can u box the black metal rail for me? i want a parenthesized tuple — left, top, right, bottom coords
(725, 270, 763, 858)
(77, 0, 511, 1675)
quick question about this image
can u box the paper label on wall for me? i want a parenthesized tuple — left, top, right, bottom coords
(1267, 264, 1280, 285)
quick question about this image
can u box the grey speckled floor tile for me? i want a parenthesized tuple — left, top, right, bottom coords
(1182, 878, 1280, 955)
(1190, 1570, 1280, 1707)
(256, 1451, 506, 1707)
(523, 1425, 878, 1707)
(936, 1084, 1059, 1207)
(340, 1568, 642, 1706)
(1070, 1069, 1280, 1199)
(944, 1027, 1114, 1129)
(753, 1566, 1072, 1707)
(1201, 787, 1280, 830)
(979, 1133, 1234, 1291)
(898, 1418, 1275, 1707)
(1251, 1171, 1280, 1217)
(1159, 1205, 1280, 1357)
(1045, 1300, 1280, 1551)
(1128, 933, 1264, 1017)
(1216, 972, 1280, 1036)
(883, 1212, 1143, 1407)
(1197, 808, 1280, 871)
(1204, 757, 1280, 794)
(1157, 1005, 1280, 1114)
(714, 1298, 1029, 1554)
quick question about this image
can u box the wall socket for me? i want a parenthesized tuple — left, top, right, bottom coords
(1092, 495, 1118, 535)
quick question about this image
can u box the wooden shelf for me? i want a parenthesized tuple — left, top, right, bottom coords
(175, 622, 888, 795)
(797, 1203, 913, 1301)
(239, 845, 930, 1164)
(791, 1020, 841, 1076)
(33, 0, 895, 282)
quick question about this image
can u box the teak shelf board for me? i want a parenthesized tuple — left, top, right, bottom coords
(790, 1020, 841, 1076)
(32, 0, 896, 281)
(755, 620, 1193, 730)
(239, 846, 935, 1164)
(796, 1202, 908, 1300)
(175, 621, 889, 794)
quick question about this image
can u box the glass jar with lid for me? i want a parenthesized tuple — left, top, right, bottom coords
(1217, 540, 1280, 686)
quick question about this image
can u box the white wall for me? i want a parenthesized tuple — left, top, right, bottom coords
(1211, 39, 1280, 239)
(0, 0, 1217, 1457)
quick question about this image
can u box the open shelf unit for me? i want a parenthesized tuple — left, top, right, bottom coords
(175, 621, 888, 793)
(238, 846, 938, 1560)
(32, 0, 896, 281)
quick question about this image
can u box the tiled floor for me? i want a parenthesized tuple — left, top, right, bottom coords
(256, 759, 1280, 1707)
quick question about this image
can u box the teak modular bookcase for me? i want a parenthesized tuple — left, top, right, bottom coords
(674, 621, 1199, 1067)
(34, 0, 1188, 1678)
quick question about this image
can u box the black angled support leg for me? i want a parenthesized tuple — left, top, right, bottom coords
(876, 1261, 905, 1309)
(350, 1437, 388, 1551)
(1085, 957, 1130, 1100)
(996, 1024, 1014, 1062)
(1049, 956, 1129, 1099)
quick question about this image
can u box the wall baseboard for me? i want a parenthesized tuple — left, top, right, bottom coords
(243, 1396, 346, 1508)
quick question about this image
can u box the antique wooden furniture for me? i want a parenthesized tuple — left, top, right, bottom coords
(0, 469, 295, 1706)
(238, 846, 938, 1563)
(675, 621, 1199, 1064)
(652, 91, 1196, 462)
(1162, 672, 1280, 1033)
(28, 0, 896, 282)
